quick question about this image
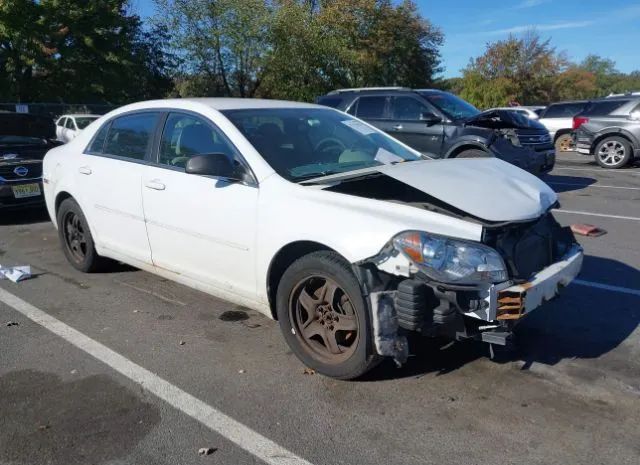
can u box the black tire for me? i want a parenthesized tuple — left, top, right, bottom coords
(455, 149, 491, 158)
(594, 136, 632, 169)
(276, 251, 380, 379)
(56, 198, 110, 272)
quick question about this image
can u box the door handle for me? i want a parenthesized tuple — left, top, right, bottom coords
(145, 180, 166, 191)
(78, 166, 92, 175)
(392, 124, 403, 131)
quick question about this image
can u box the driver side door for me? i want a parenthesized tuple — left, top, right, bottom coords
(141, 112, 259, 300)
(387, 96, 444, 157)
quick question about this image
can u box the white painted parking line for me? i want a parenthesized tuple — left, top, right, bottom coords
(553, 166, 640, 175)
(0, 287, 314, 465)
(548, 181, 640, 191)
(553, 209, 640, 222)
(573, 279, 640, 297)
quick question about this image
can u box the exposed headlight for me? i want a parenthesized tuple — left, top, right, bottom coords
(392, 231, 508, 284)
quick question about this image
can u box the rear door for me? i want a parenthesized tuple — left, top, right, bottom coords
(388, 95, 444, 156)
(77, 112, 161, 264)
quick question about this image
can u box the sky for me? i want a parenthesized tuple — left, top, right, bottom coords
(131, 0, 640, 78)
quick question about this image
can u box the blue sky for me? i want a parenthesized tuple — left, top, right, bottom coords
(131, 0, 640, 78)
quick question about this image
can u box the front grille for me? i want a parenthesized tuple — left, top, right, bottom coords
(516, 130, 554, 152)
(0, 162, 42, 180)
(483, 214, 576, 281)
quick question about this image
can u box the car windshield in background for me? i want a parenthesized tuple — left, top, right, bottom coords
(75, 117, 98, 129)
(221, 108, 423, 181)
(420, 92, 480, 120)
(0, 135, 46, 146)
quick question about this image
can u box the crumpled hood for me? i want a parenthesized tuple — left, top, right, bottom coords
(377, 158, 557, 222)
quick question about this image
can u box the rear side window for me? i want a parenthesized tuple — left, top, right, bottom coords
(57, 117, 66, 127)
(581, 100, 629, 116)
(542, 103, 587, 118)
(354, 96, 387, 119)
(65, 118, 75, 129)
(391, 96, 431, 120)
(87, 123, 110, 154)
(316, 96, 343, 108)
(103, 113, 160, 160)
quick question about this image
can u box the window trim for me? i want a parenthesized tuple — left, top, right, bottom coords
(150, 110, 259, 188)
(83, 110, 163, 165)
(390, 95, 440, 122)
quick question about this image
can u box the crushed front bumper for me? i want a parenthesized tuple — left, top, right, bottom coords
(486, 244, 583, 321)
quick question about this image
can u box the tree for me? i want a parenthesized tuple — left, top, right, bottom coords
(0, 0, 173, 103)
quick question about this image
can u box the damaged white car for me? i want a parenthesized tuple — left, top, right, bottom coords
(42, 99, 583, 379)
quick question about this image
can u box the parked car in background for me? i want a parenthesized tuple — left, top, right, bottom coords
(606, 91, 640, 98)
(486, 106, 545, 120)
(575, 96, 640, 168)
(317, 88, 555, 175)
(55, 114, 100, 143)
(43, 98, 582, 379)
(1, 112, 61, 209)
(537, 100, 590, 152)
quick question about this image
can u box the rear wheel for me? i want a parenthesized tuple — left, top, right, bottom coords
(276, 251, 379, 379)
(455, 149, 491, 158)
(554, 133, 574, 152)
(57, 198, 109, 272)
(594, 136, 632, 169)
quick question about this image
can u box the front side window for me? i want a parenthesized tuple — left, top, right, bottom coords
(222, 108, 423, 182)
(391, 96, 431, 120)
(57, 117, 66, 127)
(355, 96, 387, 119)
(103, 113, 159, 160)
(158, 113, 239, 169)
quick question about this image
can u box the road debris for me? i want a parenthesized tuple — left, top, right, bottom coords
(241, 321, 261, 329)
(0, 265, 32, 283)
(303, 367, 316, 375)
(238, 369, 245, 374)
(198, 447, 217, 456)
(179, 340, 186, 346)
(5, 321, 19, 327)
(571, 223, 607, 237)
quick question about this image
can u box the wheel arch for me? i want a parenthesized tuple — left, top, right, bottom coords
(446, 141, 489, 158)
(266, 241, 344, 319)
(592, 131, 637, 155)
(553, 128, 572, 142)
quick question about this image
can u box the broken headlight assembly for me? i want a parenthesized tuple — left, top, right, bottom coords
(392, 231, 508, 285)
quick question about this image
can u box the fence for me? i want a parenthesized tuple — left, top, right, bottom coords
(0, 103, 118, 120)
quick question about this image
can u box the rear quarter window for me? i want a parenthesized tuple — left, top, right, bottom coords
(86, 123, 110, 154)
(581, 100, 630, 116)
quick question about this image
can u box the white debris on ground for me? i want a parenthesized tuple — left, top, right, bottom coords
(0, 265, 32, 283)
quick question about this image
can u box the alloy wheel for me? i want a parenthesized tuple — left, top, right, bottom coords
(597, 140, 626, 166)
(288, 275, 360, 364)
(62, 211, 88, 263)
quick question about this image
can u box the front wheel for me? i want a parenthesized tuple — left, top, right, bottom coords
(276, 251, 380, 379)
(595, 136, 632, 169)
(455, 149, 492, 158)
(554, 133, 574, 152)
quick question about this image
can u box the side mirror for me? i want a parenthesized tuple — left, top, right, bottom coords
(420, 112, 442, 126)
(185, 154, 238, 180)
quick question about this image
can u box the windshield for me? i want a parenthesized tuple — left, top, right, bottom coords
(75, 116, 98, 129)
(221, 108, 423, 181)
(0, 135, 46, 146)
(420, 91, 480, 120)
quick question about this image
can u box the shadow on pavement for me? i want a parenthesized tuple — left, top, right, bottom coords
(0, 206, 50, 226)
(362, 255, 639, 381)
(541, 174, 596, 192)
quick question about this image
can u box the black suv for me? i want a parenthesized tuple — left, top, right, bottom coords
(0, 112, 60, 209)
(574, 96, 640, 168)
(317, 88, 555, 174)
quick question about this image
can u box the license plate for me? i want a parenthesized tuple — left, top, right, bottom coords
(12, 183, 41, 199)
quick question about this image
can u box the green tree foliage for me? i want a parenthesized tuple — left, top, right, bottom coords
(457, 31, 640, 108)
(0, 0, 173, 103)
(156, 0, 444, 101)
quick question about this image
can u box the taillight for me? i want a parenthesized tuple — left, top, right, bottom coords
(573, 116, 589, 130)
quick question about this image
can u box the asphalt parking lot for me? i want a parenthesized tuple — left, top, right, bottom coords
(1, 153, 639, 465)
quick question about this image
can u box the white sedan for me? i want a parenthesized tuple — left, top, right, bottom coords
(42, 98, 583, 378)
(55, 114, 100, 143)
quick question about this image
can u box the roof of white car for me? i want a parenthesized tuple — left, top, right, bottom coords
(60, 114, 101, 118)
(120, 98, 322, 112)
